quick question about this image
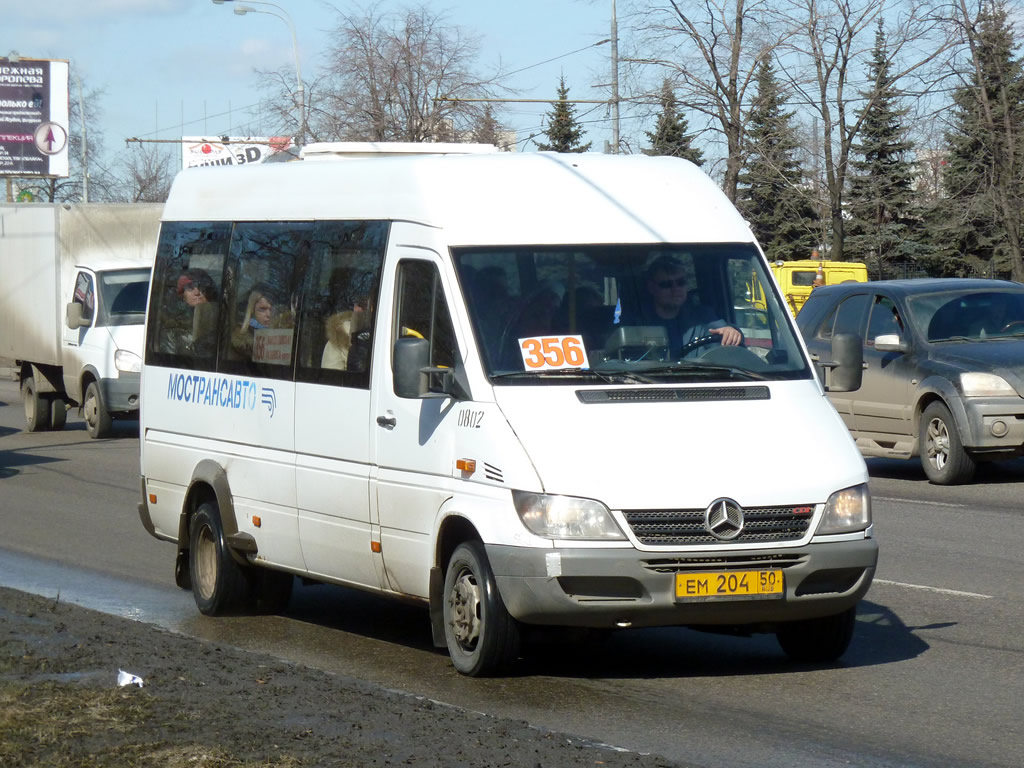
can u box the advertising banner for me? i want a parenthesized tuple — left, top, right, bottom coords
(181, 137, 294, 169)
(0, 57, 70, 178)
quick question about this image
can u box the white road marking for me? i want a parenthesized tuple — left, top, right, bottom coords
(873, 496, 966, 508)
(873, 578, 993, 599)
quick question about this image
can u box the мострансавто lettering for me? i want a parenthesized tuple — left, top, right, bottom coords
(167, 373, 257, 410)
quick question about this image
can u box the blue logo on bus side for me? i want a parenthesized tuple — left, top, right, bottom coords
(166, 372, 259, 412)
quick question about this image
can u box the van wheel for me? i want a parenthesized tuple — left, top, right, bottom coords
(443, 541, 520, 676)
(920, 401, 975, 485)
(189, 501, 250, 615)
(49, 397, 68, 431)
(23, 375, 51, 432)
(83, 381, 113, 439)
(249, 569, 293, 615)
(776, 606, 856, 663)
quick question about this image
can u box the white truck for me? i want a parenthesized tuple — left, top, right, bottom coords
(0, 203, 161, 438)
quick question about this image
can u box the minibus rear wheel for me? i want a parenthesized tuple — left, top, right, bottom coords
(776, 605, 856, 663)
(443, 541, 520, 677)
(189, 501, 250, 615)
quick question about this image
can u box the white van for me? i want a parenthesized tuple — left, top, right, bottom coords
(138, 144, 875, 676)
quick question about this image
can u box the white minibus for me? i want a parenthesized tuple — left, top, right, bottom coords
(138, 144, 875, 676)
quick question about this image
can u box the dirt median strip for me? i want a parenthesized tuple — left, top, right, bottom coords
(0, 587, 681, 768)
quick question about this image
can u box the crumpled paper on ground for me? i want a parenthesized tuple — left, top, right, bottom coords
(117, 669, 144, 688)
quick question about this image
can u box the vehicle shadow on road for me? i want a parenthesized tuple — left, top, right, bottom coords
(0, 446, 65, 478)
(866, 456, 1024, 485)
(515, 599, 929, 679)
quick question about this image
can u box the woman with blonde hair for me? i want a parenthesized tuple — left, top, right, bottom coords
(232, 285, 275, 359)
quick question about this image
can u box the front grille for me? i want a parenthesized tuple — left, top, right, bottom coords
(642, 553, 806, 573)
(622, 505, 814, 546)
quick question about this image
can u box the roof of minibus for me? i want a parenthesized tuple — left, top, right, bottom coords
(161, 150, 754, 247)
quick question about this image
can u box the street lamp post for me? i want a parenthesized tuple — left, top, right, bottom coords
(211, 0, 306, 146)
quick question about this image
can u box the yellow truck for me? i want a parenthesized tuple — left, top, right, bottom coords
(747, 260, 868, 317)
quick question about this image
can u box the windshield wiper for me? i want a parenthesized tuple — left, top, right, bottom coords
(490, 368, 655, 384)
(638, 362, 771, 381)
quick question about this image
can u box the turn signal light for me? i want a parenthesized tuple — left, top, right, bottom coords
(252, 516, 262, 528)
(371, 541, 382, 553)
(456, 459, 476, 473)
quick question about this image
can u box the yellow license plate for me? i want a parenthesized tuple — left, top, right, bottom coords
(675, 570, 784, 601)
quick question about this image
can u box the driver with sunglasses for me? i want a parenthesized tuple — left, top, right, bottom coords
(640, 254, 742, 356)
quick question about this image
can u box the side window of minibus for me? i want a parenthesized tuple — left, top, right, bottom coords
(220, 222, 311, 379)
(145, 222, 231, 371)
(294, 220, 387, 389)
(394, 260, 457, 371)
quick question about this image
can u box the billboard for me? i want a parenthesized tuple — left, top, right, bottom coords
(181, 137, 295, 169)
(0, 57, 70, 178)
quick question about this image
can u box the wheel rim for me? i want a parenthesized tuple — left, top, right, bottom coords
(84, 389, 99, 430)
(194, 524, 218, 601)
(926, 417, 950, 471)
(448, 565, 482, 652)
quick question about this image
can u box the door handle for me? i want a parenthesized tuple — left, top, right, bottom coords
(376, 415, 396, 428)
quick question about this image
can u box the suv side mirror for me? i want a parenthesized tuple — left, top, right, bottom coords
(817, 332, 864, 392)
(393, 337, 469, 400)
(874, 334, 908, 353)
(65, 302, 89, 329)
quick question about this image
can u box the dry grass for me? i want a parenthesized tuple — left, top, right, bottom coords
(0, 681, 304, 768)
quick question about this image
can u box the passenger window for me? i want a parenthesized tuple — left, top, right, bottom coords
(72, 272, 95, 323)
(833, 294, 871, 339)
(867, 296, 902, 345)
(295, 221, 387, 389)
(395, 260, 457, 372)
(220, 222, 312, 379)
(146, 222, 231, 370)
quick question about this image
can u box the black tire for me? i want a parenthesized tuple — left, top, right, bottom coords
(188, 501, 251, 616)
(776, 606, 857, 663)
(22, 375, 51, 432)
(919, 401, 975, 485)
(49, 397, 68, 431)
(443, 540, 520, 676)
(83, 381, 113, 439)
(249, 569, 293, 615)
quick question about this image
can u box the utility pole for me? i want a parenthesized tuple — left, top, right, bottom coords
(610, 0, 620, 154)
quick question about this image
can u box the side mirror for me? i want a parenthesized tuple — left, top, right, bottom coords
(817, 332, 863, 392)
(65, 302, 89, 329)
(874, 334, 908, 353)
(392, 337, 469, 400)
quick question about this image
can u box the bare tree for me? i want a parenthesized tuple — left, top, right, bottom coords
(315, 3, 504, 143)
(775, 0, 956, 260)
(116, 144, 175, 203)
(625, 0, 791, 201)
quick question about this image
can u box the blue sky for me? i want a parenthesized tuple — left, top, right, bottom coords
(4, 0, 620, 161)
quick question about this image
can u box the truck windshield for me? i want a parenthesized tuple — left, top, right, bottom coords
(452, 244, 810, 384)
(99, 268, 152, 327)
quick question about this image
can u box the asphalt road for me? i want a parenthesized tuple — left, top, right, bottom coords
(1, 376, 1022, 767)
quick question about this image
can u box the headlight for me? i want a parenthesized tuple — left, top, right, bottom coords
(114, 349, 142, 373)
(512, 490, 625, 540)
(960, 372, 1016, 397)
(816, 483, 871, 535)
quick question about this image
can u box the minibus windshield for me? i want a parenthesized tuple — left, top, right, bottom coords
(453, 244, 810, 383)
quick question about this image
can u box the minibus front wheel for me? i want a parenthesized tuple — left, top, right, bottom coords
(189, 501, 250, 615)
(443, 541, 520, 676)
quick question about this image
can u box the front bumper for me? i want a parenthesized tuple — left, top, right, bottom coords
(955, 395, 1024, 453)
(99, 373, 141, 413)
(486, 536, 877, 629)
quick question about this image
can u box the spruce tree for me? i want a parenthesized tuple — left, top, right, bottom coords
(845, 20, 922, 277)
(473, 104, 505, 149)
(929, 1, 1024, 279)
(736, 60, 818, 261)
(536, 76, 592, 153)
(644, 79, 704, 166)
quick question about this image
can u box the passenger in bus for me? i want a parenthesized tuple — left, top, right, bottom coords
(232, 285, 276, 359)
(636, 255, 741, 355)
(161, 268, 218, 355)
(322, 296, 371, 371)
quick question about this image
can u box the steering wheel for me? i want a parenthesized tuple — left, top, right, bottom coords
(678, 333, 722, 358)
(1001, 320, 1024, 333)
